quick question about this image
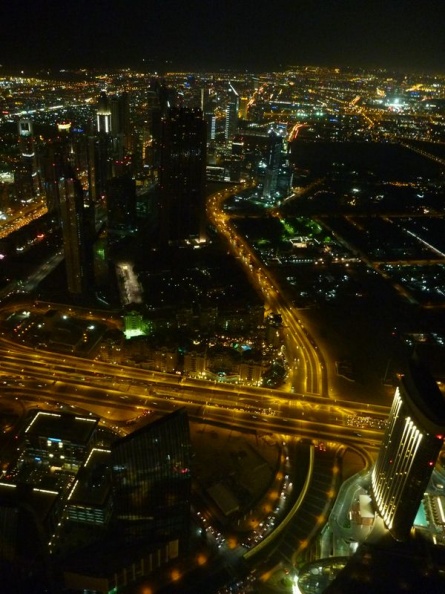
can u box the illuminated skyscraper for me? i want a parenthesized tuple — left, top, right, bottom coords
(372, 359, 445, 541)
(16, 118, 40, 199)
(224, 101, 238, 140)
(96, 91, 112, 134)
(262, 129, 283, 201)
(158, 107, 207, 244)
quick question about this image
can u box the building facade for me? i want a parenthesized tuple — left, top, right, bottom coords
(58, 167, 94, 297)
(158, 107, 207, 245)
(372, 359, 445, 541)
(111, 408, 192, 555)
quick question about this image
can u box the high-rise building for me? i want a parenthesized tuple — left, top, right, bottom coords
(110, 408, 192, 556)
(39, 137, 70, 214)
(95, 90, 132, 184)
(262, 129, 283, 201)
(96, 91, 112, 134)
(110, 91, 132, 171)
(239, 96, 249, 120)
(205, 112, 217, 142)
(372, 358, 445, 541)
(225, 82, 240, 138)
(58, 167, 94, 297)
(158, 107, 207, 244)
(0, 486, 56, 593)
(106, 174, 137, 234)
(110, 92, 130, 138)
(225, 101, 238, 140)
(17, 118, 40, 199)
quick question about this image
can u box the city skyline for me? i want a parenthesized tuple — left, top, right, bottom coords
(1, 1, 445, 73)
(2, 59, 445, 591)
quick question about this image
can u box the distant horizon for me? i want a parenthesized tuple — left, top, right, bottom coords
(1, 1, 445, 78)
(2, 60, 445, 78)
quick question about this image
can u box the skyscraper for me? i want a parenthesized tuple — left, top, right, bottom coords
(111, 408, 192, 556)
(110, 91, 132, 173)
(96, 91, 112, 134)
(224, 82, 240, 141)
(58, 167, 94, 297)
(16, 118, 40, 199)
(158, 107, 207, 245)
(224, 101, 238, 140)
(262, 129, 283, 201)
(106, 174, 137, 234)
(372, 358, 445, 541)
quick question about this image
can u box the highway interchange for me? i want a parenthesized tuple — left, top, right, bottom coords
(0, 183, 394, 592)
(0, 183, 390, 457)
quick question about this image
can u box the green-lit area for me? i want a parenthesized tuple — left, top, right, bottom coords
(124, 311, 149, 339)
(279, 216, 325, 241)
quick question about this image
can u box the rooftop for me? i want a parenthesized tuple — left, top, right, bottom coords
(24, 411, 99, 445)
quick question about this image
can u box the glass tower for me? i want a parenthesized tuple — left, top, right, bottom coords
(158, 107, 207, 245)
(111, 408, 192, 555)
(58, 168, 93, 297)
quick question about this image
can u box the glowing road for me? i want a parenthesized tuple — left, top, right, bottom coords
(0, 325, 388, 450)
(207, 184, 326, 396)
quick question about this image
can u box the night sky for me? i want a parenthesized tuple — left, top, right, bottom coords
(1, 0, 445, 72)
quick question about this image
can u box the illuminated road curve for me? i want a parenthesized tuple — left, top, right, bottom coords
(207, 184, 326, 396)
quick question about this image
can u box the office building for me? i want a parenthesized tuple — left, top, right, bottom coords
(262, 129, 283, 201)
(16, 118, 40, 199)
(225, 101, 238, 140)
(225, 86, 239, 141)
(111, 408, 192, 555)
(95, 90, 134, 188)
(65, 448, 113, 526)
(0, 484, 57, 593)
(58, 167, 94, 297)
(110, 92, 130, 138)
(110, 91, 132, 173)
(158, 107, 207, 244)
(39, 138, 69, 214)
(206, 112, 217, 142)
(22, 410, 99, 470)
(96, 91, 112, 134)
(372, 358, 445, 541)
(239, 96, 249, 120)
(106, 174, 137, 234)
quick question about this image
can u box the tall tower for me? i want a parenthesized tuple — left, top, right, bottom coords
(96, 91, 112, 134)
(372, 358, 445, 541)
(106, 174, 137, 235)
(111, 408, 192, 556)
(16, 119, 40, 199)
(110, 91, 132, 170)
(262, 129, 283, 201)
(225, 82, 240, 141)
(224, 101, 238, 141)
(158, 107, 207, 245)
(58, 167, 93, 297)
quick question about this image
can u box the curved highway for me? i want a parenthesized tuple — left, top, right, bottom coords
(207, 185, 326, 396)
